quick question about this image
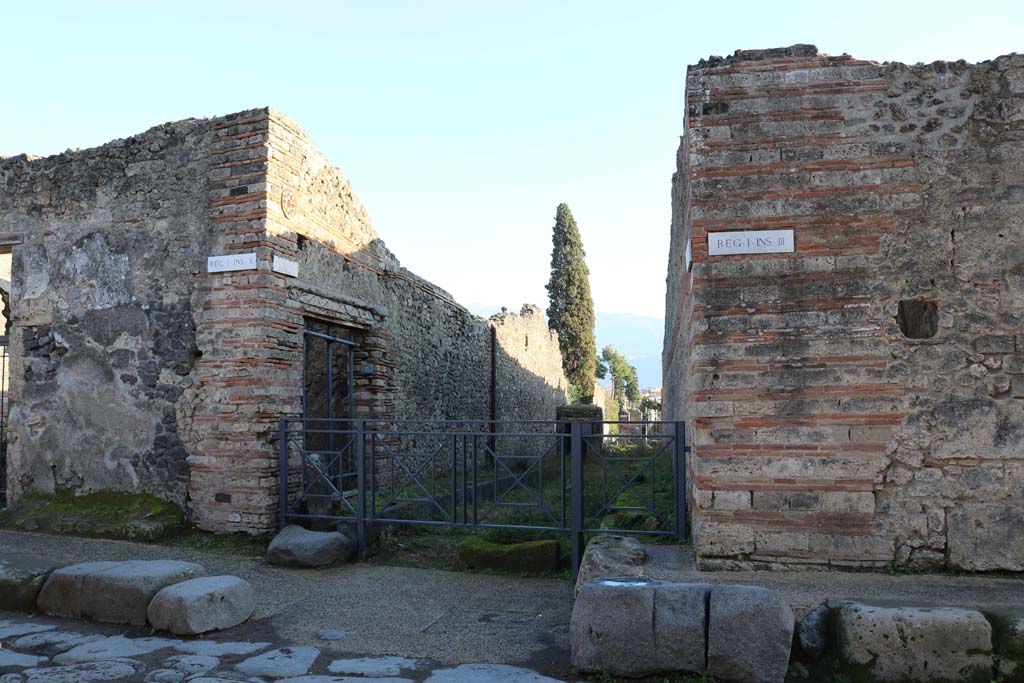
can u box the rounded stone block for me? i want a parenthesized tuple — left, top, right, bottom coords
(266, 525, 352, 568)
(707, 584, 794, 683)
(37, 560, 206, 626)
(835, 602, 993, 683)
(147, 575, 255, 635)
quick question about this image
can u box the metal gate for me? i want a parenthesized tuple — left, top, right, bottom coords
(278, 418, 688, 576)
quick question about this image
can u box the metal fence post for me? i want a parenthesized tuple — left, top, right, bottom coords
(356, 419, 366, 561)
(570, 420, 584, 579)
(278, 417, 289, 531)
(674, 420, 686, 543)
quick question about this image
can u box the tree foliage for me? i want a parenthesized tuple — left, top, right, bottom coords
(601, 345, 640, 405)
(546, 203, 596, 401)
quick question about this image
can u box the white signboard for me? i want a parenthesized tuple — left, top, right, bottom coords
(207, 252, 257, 273)
(684, 238, 693, 272)
(707, 229, 794, 256)
(272, 255, 299, 277)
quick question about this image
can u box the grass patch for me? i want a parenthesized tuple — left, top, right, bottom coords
(455, 535, 560, 573)
(369, 524, 572, 577)
(884, 561, 914, 575)
(163, 528, 272, 556)
(0, 489, 186, 542)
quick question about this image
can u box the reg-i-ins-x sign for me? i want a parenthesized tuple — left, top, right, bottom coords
(707, 229, 795, 256)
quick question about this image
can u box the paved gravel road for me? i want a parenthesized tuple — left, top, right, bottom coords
(0, 531, 574, 680)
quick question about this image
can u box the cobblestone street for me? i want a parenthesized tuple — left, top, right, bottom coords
(0, 614, 567, 682)
(0, 531, 575, 682)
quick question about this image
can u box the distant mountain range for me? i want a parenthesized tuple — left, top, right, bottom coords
(470, 305, 664, 390)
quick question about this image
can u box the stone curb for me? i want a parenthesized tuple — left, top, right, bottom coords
(571, 578, 792, 682)
(572, 580, 1024, 683)
(0, 558, 57, 612)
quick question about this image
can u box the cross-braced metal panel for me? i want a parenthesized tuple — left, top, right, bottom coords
(278, 418, 688, 577)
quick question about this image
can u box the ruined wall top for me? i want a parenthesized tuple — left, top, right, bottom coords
(696, 44, 821, 68)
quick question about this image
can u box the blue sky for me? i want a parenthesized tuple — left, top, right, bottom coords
(3, 1, 1022, 319)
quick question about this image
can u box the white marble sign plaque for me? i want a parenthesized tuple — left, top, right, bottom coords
(684, 238, 693, 272)
(707, 229, 794, 256)
(272, 255, 299, 277)
(207, 252, 257, 273)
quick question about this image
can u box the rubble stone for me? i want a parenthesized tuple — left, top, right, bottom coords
(266, 526, 351, 568)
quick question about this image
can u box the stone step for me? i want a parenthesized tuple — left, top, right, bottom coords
(37, 560, 206, 626)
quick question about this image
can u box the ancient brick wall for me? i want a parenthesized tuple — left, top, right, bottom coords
(664, 45, 1024, 571)
(263, 110, 567, 425)
(1, 108, 567, 533)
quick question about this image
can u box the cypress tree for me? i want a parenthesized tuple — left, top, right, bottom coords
(546, 203, 596, 402)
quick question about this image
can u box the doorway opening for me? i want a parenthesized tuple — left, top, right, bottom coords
(300, 318, 361, 521)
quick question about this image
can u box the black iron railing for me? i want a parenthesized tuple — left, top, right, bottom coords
(278, 418, 688, 577)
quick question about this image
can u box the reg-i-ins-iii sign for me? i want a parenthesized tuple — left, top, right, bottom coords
(707, 229, 795, 256)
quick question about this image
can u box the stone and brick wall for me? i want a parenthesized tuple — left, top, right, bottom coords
(0, 117, 218, 508)
(664, 45, 1024, 571)
(0, 107, 567, 532)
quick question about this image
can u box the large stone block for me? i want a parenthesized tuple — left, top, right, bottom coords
(147, 575, 255, 634)
(37, 560, 206, 625)
(266, 525, 352, 568)
(948, 504, 1024, 571)
(835, 602, 992, 683)
(570, 579, 707, 677)
(573, 534, 645, 597)
(707, 585, 794, 683)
